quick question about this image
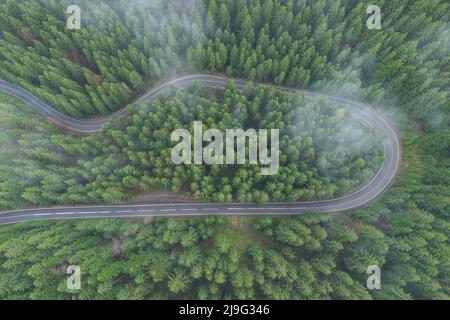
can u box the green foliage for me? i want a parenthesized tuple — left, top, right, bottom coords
(0, 0, 448, 300)
(0, 84, 383, 207)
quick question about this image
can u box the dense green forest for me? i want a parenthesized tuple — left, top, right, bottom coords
(0, 0, 448, 300)
(0, 0, 448, 128)
(0, 84, 383, 207)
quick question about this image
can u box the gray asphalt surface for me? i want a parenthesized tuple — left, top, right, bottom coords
(0, 74, 400, 225)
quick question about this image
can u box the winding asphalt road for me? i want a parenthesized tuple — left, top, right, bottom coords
(0, 74, 400, 225)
